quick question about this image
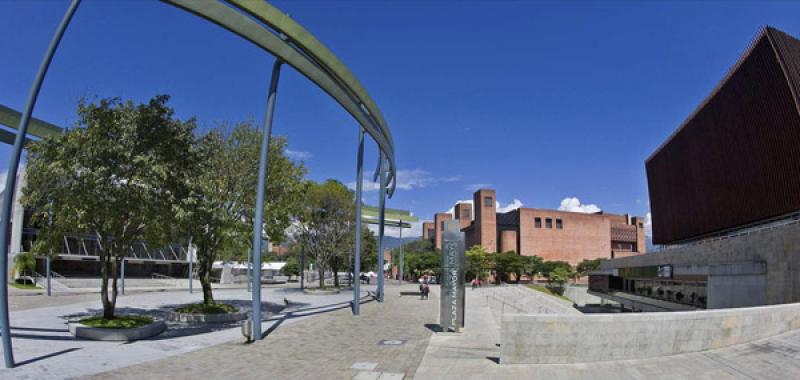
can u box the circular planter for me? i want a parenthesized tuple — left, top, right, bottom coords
(69, 320, 166, 341)
(303, 288, 340, 295)
(167, 310, 247, 323)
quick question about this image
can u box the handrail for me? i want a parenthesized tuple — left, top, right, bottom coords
(50, 270, 65, 279)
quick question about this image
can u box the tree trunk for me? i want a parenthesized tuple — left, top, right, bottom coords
(318, 266, 325, 289)
(332, 260, 340, 288)
(198, 246, 214, 305)
(99, 247, 115, 319)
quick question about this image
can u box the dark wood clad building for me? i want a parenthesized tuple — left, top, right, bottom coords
(647, 27, 800, 245)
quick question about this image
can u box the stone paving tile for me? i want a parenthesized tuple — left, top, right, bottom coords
(87, 283, 437, 380)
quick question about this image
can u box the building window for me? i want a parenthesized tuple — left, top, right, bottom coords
(534, 217, 542, 228)
(638, 222, 643, 228)
(428, 229, 435, 238)
(441, 221, 445, 230)
(483, 196, 493, 207)
(545, 218, 553, 228)
(462, 209, 471, 219)
(556, 219, 563, 229)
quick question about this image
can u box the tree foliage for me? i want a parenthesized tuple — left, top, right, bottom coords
(13, 253, 36, 278)
(295, 180, 356, 289)
(466, 245, 493, 281)
(22, 96, 196, 319)
(392, 239, 439, 280)
(576, 258, 604, 278)
(181, 122, 305, 304)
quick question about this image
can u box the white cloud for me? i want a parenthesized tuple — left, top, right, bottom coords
(0, 170, 6, 193)
(557, 197, 602, 213)
(444, 198, 524, 217)
(348, 169, 461, 192)
(497, 199, 523, 213)
(644, 212, 652, 237)
(285, 149, 312, 161)
(445, 200, 474, 217)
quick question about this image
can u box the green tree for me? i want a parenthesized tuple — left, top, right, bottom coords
(547, 266, 573, 294)
(576, 258, 604, 279)
(281, 256, 301, 279)
(465, 245, 493, 281)
(296, 180, 356, 289)
(13, 253, 36, 278)
(521, 255, 543, 280)
(404, 252, 441, 279)
(494, 251, 529, 283)
(539, 260, 572, 278)
(181, 122, 305, 305)
(22, 96, 196, 319)
(359, 227, 378, 274)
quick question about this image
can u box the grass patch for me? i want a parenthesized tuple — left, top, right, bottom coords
(175, 303, 238, 314)
(11, 282, 40, 290)
(528, 284, 573, 302)
(79, 315, 153, 329)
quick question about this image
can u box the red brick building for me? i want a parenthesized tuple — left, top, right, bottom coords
(423, 188, 646, 265)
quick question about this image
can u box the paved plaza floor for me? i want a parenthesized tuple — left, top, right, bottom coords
(415, 287, 800, 380)
(0, 284, 377, 379)
(5, 282, 800, 379)
(88, 282, 438, 380)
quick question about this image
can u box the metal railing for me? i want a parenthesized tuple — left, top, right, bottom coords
(23, 228, 189, 263)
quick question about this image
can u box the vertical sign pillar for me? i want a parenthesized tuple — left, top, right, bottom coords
(440, 220, 465, 332)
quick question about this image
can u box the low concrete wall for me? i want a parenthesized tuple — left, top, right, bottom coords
(562, 285, 615, 306)
(69, 320, 167, 341)
(500, 301, 800, 364)
(485, 286, 579, 325)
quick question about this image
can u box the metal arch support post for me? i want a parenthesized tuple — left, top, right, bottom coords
(187, 236, 193, 294)
(0, 0, 81, 368)
(300, 245, 305, 290)
(399, 219, 403, 285)
(251, 59, 283, 341)
(353, 128, 365, 315)
(121, 258, 125, 296)
(376, 155, 387, 303)
(46, 255, 51, 296)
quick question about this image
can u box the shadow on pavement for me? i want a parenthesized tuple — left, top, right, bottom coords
(15, 347, 82, 367)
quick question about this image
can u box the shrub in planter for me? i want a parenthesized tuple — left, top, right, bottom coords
(79, 315, 153, 329)
(175, 303, 238, 314)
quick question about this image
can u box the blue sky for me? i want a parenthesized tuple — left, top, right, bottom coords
(1, 1, 799, 237)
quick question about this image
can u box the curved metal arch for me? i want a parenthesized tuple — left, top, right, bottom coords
(226, 0, 393, 147)
(161, 0, 397, 195)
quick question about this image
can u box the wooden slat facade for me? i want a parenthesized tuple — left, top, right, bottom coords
(646, 27, 800, 244)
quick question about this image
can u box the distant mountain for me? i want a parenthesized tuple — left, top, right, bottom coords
(381, 236, 421, 250)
